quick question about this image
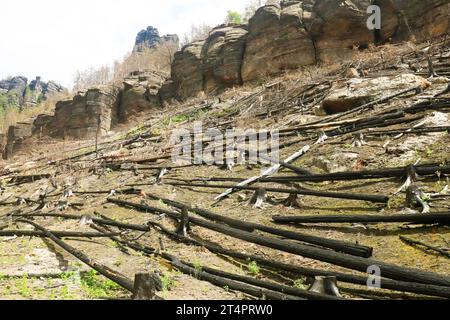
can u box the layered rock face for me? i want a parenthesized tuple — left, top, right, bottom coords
(2, 69, 169, 158)
(307, 0, 373, 63)
(242, 1, 316, 82)
(376, 0, 450, 42)
(201, 24, 248, 93)
(163, 41, 205, 101)
(54, 86, 121, 139)
(133, 26, 179, 53)
(120, 71, 166, 121)
(159, 0, 449, 102)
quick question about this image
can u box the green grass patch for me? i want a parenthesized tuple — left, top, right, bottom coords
(80, 270, 126, 299)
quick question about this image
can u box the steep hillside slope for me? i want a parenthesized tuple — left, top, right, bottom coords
(0, 0, 449, 301)
(0, 38, 449, 300)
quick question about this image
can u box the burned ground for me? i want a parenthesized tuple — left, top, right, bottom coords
(0, 40, 449, 300)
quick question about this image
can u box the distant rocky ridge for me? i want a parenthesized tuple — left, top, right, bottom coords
(0, 76, 65, 109)
(133, 26, 179, 53)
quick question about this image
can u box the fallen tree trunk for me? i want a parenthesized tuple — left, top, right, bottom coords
(214, 145, 310, 202)
(106, 198, 450, 287)
(144, 194, 373, 258)
(186, 163, 450, 184)
(256, 164, 450, 183)
(404, 99, 450, 114)
(272, 213, 450, 225)
(366, 126, 450, 136)
(73, 188, 141, 195)
(399, 236, 450, 258)
(8, 174, 51, 186)
(100, 229, 336, 300)
(326, 115, 424, 138)
(93, 224, 303, 300)
(166, 182, 389, 204)
(17, 212, 150, 232)
(135, 219, 450, 299)
(16, 219, 134, 292)
(0, 230, 120, 238)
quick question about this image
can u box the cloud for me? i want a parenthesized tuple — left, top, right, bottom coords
(0, 0, 248, 87)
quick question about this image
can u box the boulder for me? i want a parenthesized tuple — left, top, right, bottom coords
(322, 74, 430, 114)
(312, 152, 361, 173)
(307, 0, 373, 63)
(201, 24, 248, 93)
(242, 1, 316, 82)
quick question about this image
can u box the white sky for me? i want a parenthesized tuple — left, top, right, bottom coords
(0, 0, 248, 87)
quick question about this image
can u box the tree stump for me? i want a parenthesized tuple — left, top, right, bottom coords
(133, 273, 156, 300)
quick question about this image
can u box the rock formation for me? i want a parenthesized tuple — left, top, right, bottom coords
(307, 0, 373, 62)
(321, 74, 431, 114)
(376, 0, 450, 42)
(242, 1, 316, 82)
(0, 76, 65, 109)
(120, 71, 166, 121)
(159, 0, 450, 102)
(162, 41, 205, 101)
(201, 24, 248, 93)
(2, 1, 449, 159)
(133, 26, 179, 53)
(3, 122, 33, 159)
(54, 86, 121, 139)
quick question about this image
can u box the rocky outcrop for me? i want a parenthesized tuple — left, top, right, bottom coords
(32, 114, 56, 137)
(0, 76, 65, 109)
(321, 74, 431, 114)
(307, 0, 373, 63)
(133, 26, 179, 53)
(162, 41, 205, 101)
(120, 71, 166, 121)
(27, 71, 166, 142)
(3, 122, 33, 159)
(0, 76, 28, 107)
(242, 1, 316, 82)
(201, 24, 248, 93)
(54, 86, 121, 139)
(376, 0, 450, 42)
(157, 0, 449, 101)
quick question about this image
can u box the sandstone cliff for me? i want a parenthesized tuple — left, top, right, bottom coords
(160, 0, 450, 101)
(1, 1, 449, 159)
